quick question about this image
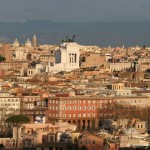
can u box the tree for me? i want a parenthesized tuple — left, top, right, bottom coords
(0, 144, 4, 149)
(0, 55, 6, 62)
(6, 115, 30, 148)
(99, 101, 150, 128)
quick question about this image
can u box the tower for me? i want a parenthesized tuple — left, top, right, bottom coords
(32, 34, 37, 48)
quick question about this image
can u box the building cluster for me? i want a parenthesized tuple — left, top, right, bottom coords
(0, 36, 150, 149)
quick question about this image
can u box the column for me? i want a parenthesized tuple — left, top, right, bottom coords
(69, 54, 71, 63)
(95, 119, 99, 129)
(75, 54, 77, 63)
(71, 54, 74, 63)
(90, 120, 93, 130)
(85, 120, 88, 130)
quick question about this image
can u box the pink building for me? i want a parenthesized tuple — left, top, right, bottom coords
(48, 95, 114, 130)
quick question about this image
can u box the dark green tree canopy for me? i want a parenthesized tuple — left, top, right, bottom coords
(6, 114, 30, 124)
(0, 55, 6, 62)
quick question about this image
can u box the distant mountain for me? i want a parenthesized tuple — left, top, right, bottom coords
(0, 20, 150, 47)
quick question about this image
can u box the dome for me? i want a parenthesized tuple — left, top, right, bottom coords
(25, 38, 32, 47)
(14, 38, 19, 44)
(13, 38, 19, 47)
(26, 38, 31, 43)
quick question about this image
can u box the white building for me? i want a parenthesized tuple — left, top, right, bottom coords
(0, 91, 20, 130)
(15, 47, 28, 60)
(46, 42, 80, 73)
(27, 64, 45, 76)
(110, 62, 132, 72)
(0, 91, 20, 112)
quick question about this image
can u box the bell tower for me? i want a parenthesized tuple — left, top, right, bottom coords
(32, 34, 37, 48)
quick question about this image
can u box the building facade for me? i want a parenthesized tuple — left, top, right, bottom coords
(46, 42, 80, 73)
(48, 96, 114, 130)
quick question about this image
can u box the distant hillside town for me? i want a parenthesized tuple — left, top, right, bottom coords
(0, 35, 150, 149)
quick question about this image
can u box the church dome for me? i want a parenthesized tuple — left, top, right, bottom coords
(13, 38, 19, 47)
(14, 38, 19, 43)
(25, 38, 32, 47)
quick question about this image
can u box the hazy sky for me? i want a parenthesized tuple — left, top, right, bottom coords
(0, 0, 150, 22)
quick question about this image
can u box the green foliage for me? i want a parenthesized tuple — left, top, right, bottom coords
(0, 55, 6, 62)
(0, 144, 4, 149)
(6, 114, 30, 124)
(5, 115, 30, 149)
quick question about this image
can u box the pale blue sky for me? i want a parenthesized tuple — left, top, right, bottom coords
(0, 0, 150, 22)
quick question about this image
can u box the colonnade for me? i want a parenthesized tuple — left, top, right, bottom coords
(69, 53, 77, 63)
(66, 119, 99, 130)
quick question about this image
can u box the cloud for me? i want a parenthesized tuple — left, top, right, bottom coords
(0, 0, 150, 22)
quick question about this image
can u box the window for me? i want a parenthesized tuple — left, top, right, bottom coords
(78, 114, 81, 117)
(83, 101, 85, 104)
(63, 114, 66, 117)
(93, 113, 95, 117)
(83, 106, 86, 110)
(93, 100, 95, 104)
(92, 107, 95, 110)
(88, 100, 91, 104)
(73, 114, 76, 117)
(83, 114, 86, 117)
(78, 107, 81, 110)
(100, 104, 102, 108)
(68, 114, 71, 117)
(64, 107, 66, 110)
(87, 114, 91, 117)
(87, 107, 91, 110)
